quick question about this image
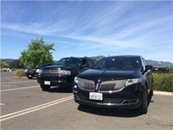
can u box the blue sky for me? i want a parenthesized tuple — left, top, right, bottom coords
(1, 0, 172, 62)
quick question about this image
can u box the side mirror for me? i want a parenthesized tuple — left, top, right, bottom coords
(145, 65, 153, 71)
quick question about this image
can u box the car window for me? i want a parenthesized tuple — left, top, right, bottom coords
(141, 58, 146, 71)
(87, 59, 94, 67)
(82, 59, 87, 65)
(93, 57, 142, 70)
(56, 58, 81, 67)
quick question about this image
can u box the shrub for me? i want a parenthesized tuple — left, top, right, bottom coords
(16, 69, 25, 78)
(153, 73, 173, 92)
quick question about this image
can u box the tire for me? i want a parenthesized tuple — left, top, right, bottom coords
(150, 89, 153, 97)
(67, 84, 73, 91)
(40, 85, 50, 91)
(139, 89, 148, 114)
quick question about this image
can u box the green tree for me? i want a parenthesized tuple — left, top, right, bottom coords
(0, 60, 9, 68)
(168, 65, 173, 73)
(19, 38, 55, 68)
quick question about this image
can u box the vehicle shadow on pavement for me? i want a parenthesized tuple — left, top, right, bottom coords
(148, 94, 154, 106)
(78, 105, 142, 117)
(78, 95, 154, 117)
(48, 87, 72, 93)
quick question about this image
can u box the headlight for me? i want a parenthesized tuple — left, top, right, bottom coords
(125, 78, 140, 86)
(36, 69, 40, 73)
(74, 77, 79, 83)
(58, 70, 71, 75)
(38, 69, 42, 75)
(25, 69, 28, 72)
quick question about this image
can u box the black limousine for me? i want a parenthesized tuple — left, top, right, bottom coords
(73, 56, 153, 114)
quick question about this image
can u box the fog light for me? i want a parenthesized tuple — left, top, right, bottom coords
(74, 85, 77, 88)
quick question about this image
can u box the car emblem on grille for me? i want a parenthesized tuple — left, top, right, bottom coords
(97, 79, 101, 83)
(95, 79, 101, 91)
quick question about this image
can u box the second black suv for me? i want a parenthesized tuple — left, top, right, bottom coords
(37, 57, 94, 91)
(25, 63, 53, 79)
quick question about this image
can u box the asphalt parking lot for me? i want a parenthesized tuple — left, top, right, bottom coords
(1, 72, 173, 129)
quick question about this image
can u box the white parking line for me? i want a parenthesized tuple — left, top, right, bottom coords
(2, 80, 36, 84)
(1, 85, 39, 92)
(0, 95, 73, 122)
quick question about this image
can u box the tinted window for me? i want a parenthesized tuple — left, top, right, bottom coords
(93, 57, 142, 70)
(141, 58, 146, 71)
(82, 59, 87, 65)
(56, 58, 81, 67)
(87, 59, 94, 67)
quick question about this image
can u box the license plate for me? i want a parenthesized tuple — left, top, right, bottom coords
(29, 75, 32, 77)
(89, 92, 103, 101)
(44, 81, 50, 85)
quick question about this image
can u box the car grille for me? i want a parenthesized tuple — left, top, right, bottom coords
(99, 80, 126, 91)
(42, 69, 60, 77)
(78, 78, 95, 91)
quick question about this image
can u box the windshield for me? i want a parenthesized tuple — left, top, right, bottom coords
(93, 57, 142, 70)
(56, 58, 81, 67)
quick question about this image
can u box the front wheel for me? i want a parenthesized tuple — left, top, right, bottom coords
(138, 90, 148, 114)
(40, 85, 50, 91)
(150, 89, 153, 97)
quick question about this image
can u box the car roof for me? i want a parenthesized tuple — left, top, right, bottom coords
(105, 55, 141, 59)
(62, 57, 92, 59)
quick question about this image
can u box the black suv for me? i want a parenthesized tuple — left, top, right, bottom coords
(37, 57, 94, 91)
(25, 63, 53, 79)
(73, 56, 153, 114)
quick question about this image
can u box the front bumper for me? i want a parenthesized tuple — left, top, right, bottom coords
(37, 75, 74, 87)
(73, 84, 143, 109)
(25, 72, 37, 77)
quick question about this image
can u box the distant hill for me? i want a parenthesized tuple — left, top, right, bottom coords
(1, 59, 16, 65)
(146, 60, 172, 68)
(1, 58, 172, 68)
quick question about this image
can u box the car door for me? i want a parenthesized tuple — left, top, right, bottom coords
(142, 58, 153, 93)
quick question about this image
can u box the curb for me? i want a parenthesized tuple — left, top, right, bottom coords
(154, 90, 172, 96)
(10, 76, 27, 79)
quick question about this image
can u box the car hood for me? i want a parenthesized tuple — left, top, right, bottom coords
(42, 64, 79, 71)
(77, 69, 141, 82)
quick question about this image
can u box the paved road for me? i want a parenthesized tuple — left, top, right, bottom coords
(1, 72, 173, 129)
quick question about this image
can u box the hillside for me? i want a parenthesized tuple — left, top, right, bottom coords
(146, 60, 172, 68)
(1, 59, 16, 65)
(1, 58, 172, 68)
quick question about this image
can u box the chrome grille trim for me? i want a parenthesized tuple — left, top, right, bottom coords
(77, 78, 95, 91)
(41, 69, 68, 76)
(42, 69, 59, 77)
(99, 80, 126, 92)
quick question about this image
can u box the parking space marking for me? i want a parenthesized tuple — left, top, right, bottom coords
(1, 85, 17, 87)
(1, 85, 39, 92)
(0, 95, 73, 122)
(2, 80, 36, 84)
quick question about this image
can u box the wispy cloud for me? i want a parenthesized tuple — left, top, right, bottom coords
(1, 1, 172, 62)
(1, 19, 72, 36)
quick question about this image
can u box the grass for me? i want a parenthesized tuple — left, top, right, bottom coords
(153, 73, 173, 92)
(16, 69, 25, 78)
